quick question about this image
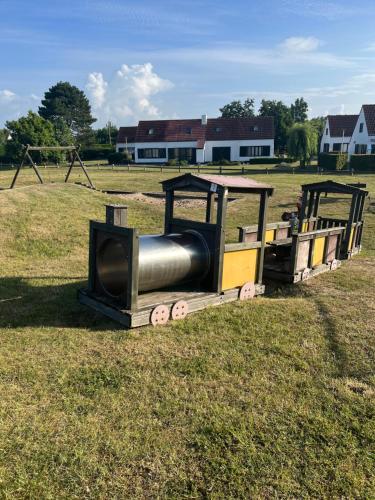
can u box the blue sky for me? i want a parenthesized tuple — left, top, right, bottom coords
(1, 0, 375, 127)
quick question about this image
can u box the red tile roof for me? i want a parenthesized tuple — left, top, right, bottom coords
(363, 104, 375, 136)
(124, 116, 274, 147)
(136, 119, 207, 146)
(327, 115, 358, 138)
(117, 126, 137, 143)
(206, 117, 274, 141)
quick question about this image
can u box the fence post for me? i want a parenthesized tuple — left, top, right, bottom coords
(219, 165, 222, 174)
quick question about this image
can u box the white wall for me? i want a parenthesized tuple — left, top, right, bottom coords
(204, 139, 274, 162)
(348, 108, 374, 155)
(320, 119, 351, 153)
(131, 139, 274, 163)
(134, 141, 197, 163)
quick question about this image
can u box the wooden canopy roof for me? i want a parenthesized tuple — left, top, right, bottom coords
(301, 180, 368, 197)
(161, 173, 274, 195)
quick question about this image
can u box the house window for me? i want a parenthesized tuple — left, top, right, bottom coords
(138, 148, 166, 159)
(250, 125, 259, 132)
(215, 127, 222, 132)
(359, 123, 364, 133)
(332, 143, 342, 152)
(323, 143, 330, 153)
(185, 127, 192, 134)
(168, 148, 196, 163)
(239, 145, 270, 157)
(148, 128, 154, 135)
(118, 147, 124, 152)
(354, 144, 367, 154)
(326, 128, 328, 135)
(372, 145, 375, 154)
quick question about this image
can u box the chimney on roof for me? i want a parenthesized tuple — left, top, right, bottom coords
(201, 114, 208, 126)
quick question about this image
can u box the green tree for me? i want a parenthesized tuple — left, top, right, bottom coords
(287, 123, 318, 167)
(6, 111, 61, 162)
(39, 81, 96, 143)
(290, 97, 308, 122)
(53, 117, 74, 146)
(94, 125, 119, 144)
(258, 100, 293, 152)
(220, 98, 255, 118)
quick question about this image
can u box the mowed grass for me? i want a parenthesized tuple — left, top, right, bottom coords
(0, 170, 374, 498)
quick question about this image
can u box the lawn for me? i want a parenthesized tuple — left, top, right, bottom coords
(0, 169, 374, 498)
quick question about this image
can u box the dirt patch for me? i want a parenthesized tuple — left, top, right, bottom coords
(119, 192, 238, 209)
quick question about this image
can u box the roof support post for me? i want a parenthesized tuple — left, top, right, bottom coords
(164, 190, 174, 233)
(256, 191, 269, 285)
(205, 192, 215, 223)
(298, 190, 308, 232)
(213, 188, 228, 293)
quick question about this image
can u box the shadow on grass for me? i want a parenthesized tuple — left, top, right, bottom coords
(265, 277, 349, 378)
(0, 277, 122, 331)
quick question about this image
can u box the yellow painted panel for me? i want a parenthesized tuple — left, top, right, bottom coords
(302, 222, 309, 232)
(349, 227, 355, 249)
(265, 229, 276, 243)
(312, 237, 325, 267)
(222, 249, 258, 290)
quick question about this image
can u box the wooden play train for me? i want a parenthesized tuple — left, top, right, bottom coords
(78, 174, 368, 328)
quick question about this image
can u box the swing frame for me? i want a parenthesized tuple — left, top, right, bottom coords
(10, 145, 95, 189)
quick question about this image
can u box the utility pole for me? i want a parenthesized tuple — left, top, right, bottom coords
(107, 121, 112, 145)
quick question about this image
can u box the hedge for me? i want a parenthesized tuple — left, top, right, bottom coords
(107, 151, 132, 164)
(318, 153, 348, 171)
(350, 155, 375, 172)
(249, 157, 294, 165)
(80, 144, 115, 161)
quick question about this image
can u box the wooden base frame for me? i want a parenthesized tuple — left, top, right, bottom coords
(78, 284, 265, 329)
(264, 261, 341, 283)
(10, 145, 95, 189)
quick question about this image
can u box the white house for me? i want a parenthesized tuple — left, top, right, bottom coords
(116, 115, 275, 163)
(348, 105, 375, 155)
(320, 115, 358, 153)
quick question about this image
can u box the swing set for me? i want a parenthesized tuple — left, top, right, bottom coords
(10, 145, 95, 189)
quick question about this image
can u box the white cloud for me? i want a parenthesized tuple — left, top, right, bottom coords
(146, 37, 353, 72)
(0, 89, 17, 102)
(86, 63, 173, 126)
(280, 36, 321, 52)
(86, 72, 107, 108)
(0, 90, 39, 125)
(364, 43, 375, 52)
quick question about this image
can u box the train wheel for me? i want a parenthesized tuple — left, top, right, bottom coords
(150, 305, 169, 326)
(239, 282, 255, 301)
(171, 300, 189, 320)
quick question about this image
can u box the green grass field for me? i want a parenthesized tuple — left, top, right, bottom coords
(0, 168, 374, 498)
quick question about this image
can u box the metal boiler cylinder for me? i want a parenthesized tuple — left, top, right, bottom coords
(97, 230, 210, 297)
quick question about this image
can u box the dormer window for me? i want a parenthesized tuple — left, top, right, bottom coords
(251, 125, 259, 132)
(359, 123, 364, 133)
(148, 128, 154, 135)
(185, 127, 192, 134)
(215, 127, 222, 132)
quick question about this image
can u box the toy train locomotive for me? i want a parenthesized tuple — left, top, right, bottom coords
(78, 174, 368, 328)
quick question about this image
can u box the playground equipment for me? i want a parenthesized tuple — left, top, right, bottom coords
(10, 145, 95, 189)
(238, 180, 368, 283)
(78, 174, 274, 327)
